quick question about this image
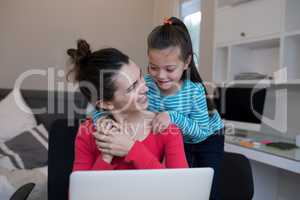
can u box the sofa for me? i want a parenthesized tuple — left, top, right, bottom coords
(0, 88, 87, 200)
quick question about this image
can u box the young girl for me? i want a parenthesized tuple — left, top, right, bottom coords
(93, 17, 224, 200)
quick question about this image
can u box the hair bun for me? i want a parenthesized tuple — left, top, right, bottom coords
(77, 39, 91, 58)
(67, 48, 77, 59)
(67, 39, 91, 64)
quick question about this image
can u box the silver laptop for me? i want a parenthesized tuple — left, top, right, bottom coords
(69, 168, 214, 200)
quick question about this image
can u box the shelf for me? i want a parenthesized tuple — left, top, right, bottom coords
(229, 38, 280, 81)
(285, 0, 300, 32)
(284, 30, 300, 37)
(217, 0, 260, 8)
(217, 0, 246, 8)
(235, 38, 280, 49)
(226, 80, 272, 85)
(214, 80, 300, 87)
(216, 33, 281, 48)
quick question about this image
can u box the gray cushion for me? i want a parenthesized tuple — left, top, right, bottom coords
(0, 124, 48, 169)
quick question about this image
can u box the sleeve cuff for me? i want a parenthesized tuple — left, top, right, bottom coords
(93, 156, 116, 170)
(168, 111, 177, 124)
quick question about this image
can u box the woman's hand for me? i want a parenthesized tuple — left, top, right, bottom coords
(101, 153, 113, 164)
(152, 112, 171, 134)
(94, 118, 135, 157)
(93, 128, 135, 157)
(94, 117, 119, 163)
(93, 130, 114, 163)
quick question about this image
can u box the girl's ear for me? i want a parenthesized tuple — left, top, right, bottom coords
(183, 55, 192, 70)
(95, 99, 114, 111)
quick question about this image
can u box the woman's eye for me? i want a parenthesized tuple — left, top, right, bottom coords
(149, 66, 158, 71)
(127, 84, 136, 93)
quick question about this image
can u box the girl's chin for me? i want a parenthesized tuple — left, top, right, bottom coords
(157, 83, 173, 91)
(157, 81, 172, 87)
(158, 85, 176, 94)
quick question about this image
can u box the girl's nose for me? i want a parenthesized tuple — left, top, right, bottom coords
(158, 70, 167, 79)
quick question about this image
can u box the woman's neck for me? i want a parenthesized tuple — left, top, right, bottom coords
(113, 110, 154, 123)
(112, 111, 155, 140)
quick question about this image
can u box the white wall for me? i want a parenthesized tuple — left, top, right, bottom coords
(199, 0, 215, 82)
(0, 0, 154, 90)
(153, 0, 180, 26)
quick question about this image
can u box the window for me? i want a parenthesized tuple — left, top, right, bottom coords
(180, 0, 202, 66)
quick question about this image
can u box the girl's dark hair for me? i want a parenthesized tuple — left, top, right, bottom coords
(66, 39, 129, 104)
(147, 17, 215, 111)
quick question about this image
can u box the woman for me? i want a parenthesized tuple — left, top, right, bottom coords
(67, 39, 188, 170)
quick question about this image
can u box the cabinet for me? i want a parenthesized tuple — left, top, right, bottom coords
(285, 0, 300, 33)
(215, 0, 282, 45)
(213, 0, 300, 84)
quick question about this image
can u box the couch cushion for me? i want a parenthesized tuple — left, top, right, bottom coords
(0, 88, 37, 141)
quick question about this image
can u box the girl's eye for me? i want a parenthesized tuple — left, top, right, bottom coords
(166, 68, 175, 72)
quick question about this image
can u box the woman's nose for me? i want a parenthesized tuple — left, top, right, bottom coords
(141, 84, 149, 94)
(139, 81, 148, 94)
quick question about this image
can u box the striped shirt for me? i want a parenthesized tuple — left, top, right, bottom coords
(92, 74, 224, 144)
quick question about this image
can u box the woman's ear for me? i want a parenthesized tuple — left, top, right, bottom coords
(95, 99, 114, 111)
(183, 55, 192, 70)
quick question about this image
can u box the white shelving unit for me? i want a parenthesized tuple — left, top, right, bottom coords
(213, 0, 300, 85)
(214, 2, 300, 200)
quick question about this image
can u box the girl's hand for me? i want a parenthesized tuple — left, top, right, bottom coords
(95, 117, 118, 133)
(152, 112, 171, 134)
(93, 126, 135, 157)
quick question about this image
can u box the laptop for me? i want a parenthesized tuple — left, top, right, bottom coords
(69, 168, 214, 200)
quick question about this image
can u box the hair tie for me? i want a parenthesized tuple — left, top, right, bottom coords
(163, 17, 172, 25)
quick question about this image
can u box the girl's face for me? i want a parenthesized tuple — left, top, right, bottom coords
(148, 46, 190, 95)
(106, 60, 149, 114)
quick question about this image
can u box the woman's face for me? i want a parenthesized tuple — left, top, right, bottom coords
(108, 60, 149, 114)
(148, 46, 190, 94)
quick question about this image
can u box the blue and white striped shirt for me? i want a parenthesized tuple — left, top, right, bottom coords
(92, 74, 224, 144)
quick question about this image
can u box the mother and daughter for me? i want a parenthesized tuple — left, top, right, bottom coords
(68, 17, 224, 200)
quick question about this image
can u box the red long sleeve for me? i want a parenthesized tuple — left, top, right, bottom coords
(73, 119, 188, 171)
(124, 124, 188, 169)
(72, 121, 116, 171)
